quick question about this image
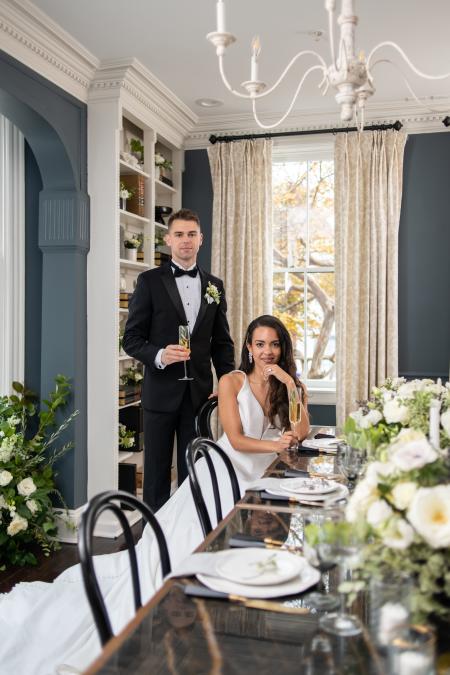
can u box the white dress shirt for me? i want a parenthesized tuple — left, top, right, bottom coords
(155, 261, 201, 369)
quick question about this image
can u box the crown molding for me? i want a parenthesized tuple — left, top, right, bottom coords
(89, 58, 198, 147)
(185, 99, 450, 149)
(0, 0, 98, 101)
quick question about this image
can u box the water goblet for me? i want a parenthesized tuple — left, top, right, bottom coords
(178, 325, 193, 381)
(315, 507, 364, 637)
(336, 442, 366, 489)
(302, 509, 339, 611)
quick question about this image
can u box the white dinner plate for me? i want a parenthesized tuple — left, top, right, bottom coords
(280, 477, 336, 495)
(197, 557, 320, 599)
(265, 482, 349, 503)
(214, 548, 303, 586)
(301, 438, 340, 454)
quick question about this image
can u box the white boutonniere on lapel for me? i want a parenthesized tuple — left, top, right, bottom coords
(204, 281, 221, 305)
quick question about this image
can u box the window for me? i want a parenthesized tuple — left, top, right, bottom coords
(272, 147, 335, 399)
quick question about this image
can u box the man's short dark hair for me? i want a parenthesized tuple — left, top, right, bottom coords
(167, 208, 201, 229)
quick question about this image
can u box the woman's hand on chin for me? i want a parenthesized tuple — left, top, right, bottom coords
(272, 430, 296, 453)
(262, 364, 293, 387)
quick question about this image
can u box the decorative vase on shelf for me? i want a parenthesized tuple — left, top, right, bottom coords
(120, 198, 127, 211)
(155, 166, 162, 181)
(120, 274, 127, 292)
(124, 247, 137, 262)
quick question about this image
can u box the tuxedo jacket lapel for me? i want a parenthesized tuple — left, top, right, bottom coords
(191, 267, 208, 337)
(160, 263, 188, 325)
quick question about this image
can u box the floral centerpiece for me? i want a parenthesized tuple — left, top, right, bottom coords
(0, 376, 77, 569)
(154, 152, 173, 172)
(343, 378, 450, 622)
(119, 181, 135, 206)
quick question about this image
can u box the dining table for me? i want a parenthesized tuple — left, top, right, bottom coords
(82, 431, 392, 674)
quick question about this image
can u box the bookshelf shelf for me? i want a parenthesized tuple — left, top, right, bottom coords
(119, 259, 150, 270)
(119, 160, 150, 179)
(119, 209, 150, 226)
(119, 399, 142, 410)
(154, 221, 168, 231)
(155, 178, 176, 194)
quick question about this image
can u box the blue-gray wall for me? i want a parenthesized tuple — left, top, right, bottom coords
(182, 149, 213, 271)
(1, 49, 89, 508)
(183, 133, 450, 427)
(398, 132, 450, 380)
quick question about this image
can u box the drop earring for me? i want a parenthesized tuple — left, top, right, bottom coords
(248, 351, 253, 364)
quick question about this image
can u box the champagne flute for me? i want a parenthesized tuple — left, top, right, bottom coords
(288, 386, 302, 451)
(336, 443, 366, 489)
(302, 510, 339, 611)
(178, 325, 193, 381)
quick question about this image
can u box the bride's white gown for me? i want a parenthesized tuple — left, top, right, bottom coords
(0, 372, 278, 675)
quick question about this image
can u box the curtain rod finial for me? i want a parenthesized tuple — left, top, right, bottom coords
(209, 135, 218, 144)
(442, 116, 450, 128)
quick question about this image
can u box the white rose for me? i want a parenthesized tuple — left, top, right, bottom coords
(26, 499, 39, 515)
(359, 409, 383, 429)
(382, 516, 415, 550)
(346, 478, 378, 522)
(0, 495, 8, 509)
(0, 470, 13, 486)
(349, 408, 364, 426)
(365, 461, 395, 486)
(390, 482, 417, 510)
(397, 380, 422, 399)
(7, 513, 28, 536)
(367, 499, 393, 528)
(383, 399, 410, 424)
(17, 477, 37, 497)
(441, 409, 450, 437)
(390, 430, 438, 471)
(407, 486, 450, 549)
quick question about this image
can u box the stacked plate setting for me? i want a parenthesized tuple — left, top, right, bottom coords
(265, 477, 349, 503)
(197, 548, 320, 599)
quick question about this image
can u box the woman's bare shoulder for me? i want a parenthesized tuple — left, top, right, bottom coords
(219, 370, 245, 393)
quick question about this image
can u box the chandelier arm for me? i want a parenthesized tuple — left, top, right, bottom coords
(218, 56, 254, 99)
(251, 65, 325, 129)
(367, 41, 450, 80)
(369, 59, 446, 114)
(219, 50, 327, 100)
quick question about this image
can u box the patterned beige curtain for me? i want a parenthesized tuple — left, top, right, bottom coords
(335, 130, 408, 427)
(208, 139, 273, 359)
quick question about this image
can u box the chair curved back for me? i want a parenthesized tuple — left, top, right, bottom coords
(186, 437, 241, 537)
(195, 396, 218, 439)
(78, 490, 171, 646)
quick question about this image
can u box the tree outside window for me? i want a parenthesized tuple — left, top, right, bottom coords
(273, 158, 335, 387)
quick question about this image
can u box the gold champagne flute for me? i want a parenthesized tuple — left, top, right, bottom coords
(178, 325, 193, 381)
(288, 387, 302, 450)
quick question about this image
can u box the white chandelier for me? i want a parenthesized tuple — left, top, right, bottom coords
(207, 0, 450, 130)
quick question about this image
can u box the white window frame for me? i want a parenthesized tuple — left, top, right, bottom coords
(272, 136, 336, 405)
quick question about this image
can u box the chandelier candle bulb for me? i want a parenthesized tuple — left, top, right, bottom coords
(429, 399, 441, 449)
(216, 0, 226, 33)
(251, 36, 261, 82)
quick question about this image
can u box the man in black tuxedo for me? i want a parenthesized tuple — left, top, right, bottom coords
(123, 209, 235, 510)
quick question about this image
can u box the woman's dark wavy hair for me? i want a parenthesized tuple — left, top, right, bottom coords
(239, 315, 300, 430)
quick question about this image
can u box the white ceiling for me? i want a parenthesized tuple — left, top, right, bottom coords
(32, 0, 450, 121)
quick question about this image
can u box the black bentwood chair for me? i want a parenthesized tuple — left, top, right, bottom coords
(78, 490, 171, 646)
(195, 395, 218, 439)
(186, 437, 241, 537)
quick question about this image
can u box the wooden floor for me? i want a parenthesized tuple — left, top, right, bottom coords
(0, 522, 143, 594)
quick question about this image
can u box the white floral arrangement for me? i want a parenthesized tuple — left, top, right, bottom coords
(204, 281, 221, 305)
(343, 377, 450, 622)
(154, 152, 173, 171)
(118, 423, 135, 449)
(124, 237, 140, 249)
(119, 181, 134, 201)
(0, 377, 77, 569)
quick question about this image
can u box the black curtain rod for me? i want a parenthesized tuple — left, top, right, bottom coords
(209, 120, 403, 144)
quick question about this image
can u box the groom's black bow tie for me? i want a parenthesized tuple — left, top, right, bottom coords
(171, 263, 198, 278)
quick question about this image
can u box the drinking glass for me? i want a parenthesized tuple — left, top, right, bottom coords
(302, 510, 339, 611)
(336, 442, 366, 488)
(388, 625, 436, 675)
(315, 507, 364, 636)
(178, 325, 193, 381)
(288, 386, 302, 450)
(369, 573, 412, 648)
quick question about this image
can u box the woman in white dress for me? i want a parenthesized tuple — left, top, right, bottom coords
(0, 315, 309, 675)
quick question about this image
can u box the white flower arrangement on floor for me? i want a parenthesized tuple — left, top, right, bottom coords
(0, 376, 78, 569)
(343, 377, 450, 622)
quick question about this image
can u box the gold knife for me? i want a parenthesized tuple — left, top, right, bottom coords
(184, 585, 310, 615)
